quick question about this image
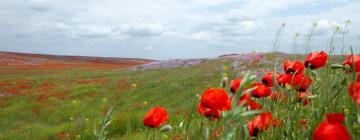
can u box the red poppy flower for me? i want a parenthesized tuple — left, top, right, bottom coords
(197, 103, 221, 119)
(351, 93, 360, 108)
(283, 60, 305, 74)
(277, 73, 292, 86)
(143, 106, 169, 128)
(262, 72, 277, 87)
(343, 54, 360, 72)
(358, 74, 360, 82)
(230, 78, 242, 94)
(349, 82, 360, 107)
(250, 83, 271, 98)
(223, 99, 232, 110)
(296, 92, 311, 105)
(237, 93, 261, 110)
(326, 113, 345, 124)
(291, 74, 312, 91)
(237, 93, 251, 106)
(201, 88, 229, 110)
(348, 82, 360, 97)
(304, 51, 328, 69)
(248, 100, 262, 110)
(247, 112, 280, 137)
(313, 113, 350, 140)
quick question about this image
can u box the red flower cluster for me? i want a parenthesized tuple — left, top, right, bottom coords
(313, 113, 351, 140)
(198, 88, 230, 119)
(343, 55, 360, 72)
(143, 106, 169, 128)
(247, 112, 281, 137)
(277, 72, 312, 92)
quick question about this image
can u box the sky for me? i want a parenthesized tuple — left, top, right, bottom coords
(0, 0, 359, 60)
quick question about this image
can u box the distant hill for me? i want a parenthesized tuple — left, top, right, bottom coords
(0, 51, 153, 68)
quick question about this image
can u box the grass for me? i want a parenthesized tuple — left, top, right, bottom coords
(0, 52, 359, 139)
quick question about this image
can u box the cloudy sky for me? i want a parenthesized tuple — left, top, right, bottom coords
(0, 0, 359, 59)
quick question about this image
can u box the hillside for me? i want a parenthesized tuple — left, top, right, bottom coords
(0, 51, 152, 68)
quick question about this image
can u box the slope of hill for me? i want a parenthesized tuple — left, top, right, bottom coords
(0, 51, 153, 69)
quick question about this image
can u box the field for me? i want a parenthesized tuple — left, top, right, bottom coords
(0, 51, 359, 140)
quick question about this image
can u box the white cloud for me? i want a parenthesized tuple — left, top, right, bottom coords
(74, 25, 118, 38)
(145, 46, 155, 50)
(28, 0, 61, 11)
(190, 32, 212, 40)
(121, 22, 167, 37)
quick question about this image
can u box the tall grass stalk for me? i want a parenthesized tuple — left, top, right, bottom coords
(272, 23, 286, 61)
(305, 22, 317, 54)
(341, 20, 352, 55)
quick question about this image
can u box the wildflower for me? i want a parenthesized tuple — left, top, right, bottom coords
(247, 112, 281, 137)
(343, 107, 350, 114)
(342, 55, 360, 72)
(222, 75, 228, 87)
(250, 83, 271, 98)
(72, 100, 77, 104)
(223, 66, 228, 71)
(304, 51, 328, 69)
(201, 88, 229, 109)
(143, 106, 169, 128)
(296, 92, 312, 105)
(102, 97, 107, 102)
(230, 78, 242, 94)
(313, 113, 350, 140)
(261, 72, 277, 87)
(143, 101, 148, 105)
(352, 124, 359, 129)
(285, 83, 292, 90)
(283, 60, 305, 75)
(131, 83, 137, 88)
